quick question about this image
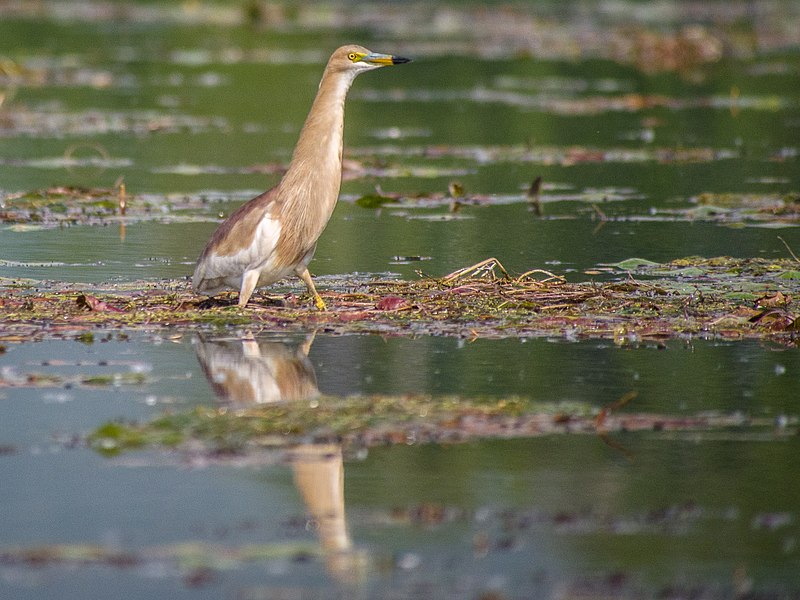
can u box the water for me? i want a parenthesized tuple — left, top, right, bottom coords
(1, 333, 798, 598)
(1, 1, 799, 597)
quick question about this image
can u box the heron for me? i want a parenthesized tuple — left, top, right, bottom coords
(192, 44, 411, 309)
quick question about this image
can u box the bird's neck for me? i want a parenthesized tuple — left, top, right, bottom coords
(279, 67, 356, 212)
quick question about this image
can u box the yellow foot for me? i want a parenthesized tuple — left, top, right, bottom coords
(314, 294, 327, 311)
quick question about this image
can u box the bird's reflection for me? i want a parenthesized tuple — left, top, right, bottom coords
(193, 333, 363, 583)
(194, 333, 319, 405)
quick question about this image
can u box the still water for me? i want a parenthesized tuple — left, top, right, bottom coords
(1, 1, 799, 597)
(1, 333, 799, 598)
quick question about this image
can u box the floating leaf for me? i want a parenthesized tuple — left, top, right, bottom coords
(5, 224, 48, 232)
(355, 194, 394, 209)
(76, 294, 124, 313)
(376, 295, 408, 311)
(668, 266, 707, 277)
(755, 291, 791, 308)
(606, 258, 661, 270)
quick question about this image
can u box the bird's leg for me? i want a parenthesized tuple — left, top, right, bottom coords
(299, 330, 317, 356)
(238, 269, 260, 307)
(297, 267, 326, 310)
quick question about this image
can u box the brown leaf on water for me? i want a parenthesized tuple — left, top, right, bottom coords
(748, 308, 798, 331)
(76, 294, 124, 313)
(376, 295, 408, 311)
(595, 391, 639, 431)
(755, 291, 791, 309)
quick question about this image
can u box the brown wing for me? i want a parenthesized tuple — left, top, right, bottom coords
(193, 187, 282, 293)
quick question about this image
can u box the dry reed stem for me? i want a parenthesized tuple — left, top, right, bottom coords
(442, 257, 510, 282)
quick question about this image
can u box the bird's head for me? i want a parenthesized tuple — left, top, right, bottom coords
(329, 44, 411, 75)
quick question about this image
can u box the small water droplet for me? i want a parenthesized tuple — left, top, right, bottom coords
(397, 552, 421, 570)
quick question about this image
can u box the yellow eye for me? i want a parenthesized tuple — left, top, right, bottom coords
(348, 52, 359, 62)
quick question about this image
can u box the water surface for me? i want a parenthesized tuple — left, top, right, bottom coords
(1, 1, 799, 597)
(2, 333, 799, 597)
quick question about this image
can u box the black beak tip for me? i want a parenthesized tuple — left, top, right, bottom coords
(392, 56, 412, 65)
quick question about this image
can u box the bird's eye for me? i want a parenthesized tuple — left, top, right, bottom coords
(348, 53, 359, 62)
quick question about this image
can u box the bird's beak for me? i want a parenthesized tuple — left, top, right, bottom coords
(364, 52, 412, 66)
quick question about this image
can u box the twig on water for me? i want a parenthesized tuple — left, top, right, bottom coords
(527, 176, 543, 215)
(443, 258, 510, 283)
(777, 236, 800, 264)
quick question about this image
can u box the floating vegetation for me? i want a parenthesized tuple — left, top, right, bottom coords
(1, 2, 799, 73)
(86, 394, 539, 457)
(86, 392, 793, 462)
(0, 535, 797, 598)
(0, 369, 148, 389)
(1, 257, 797, 343)
(348, 143, 741, 167)
(0, 540, 320, 580)
(0, 186, 252, 227)
(0, 350, 152, 389)
(357, 87, 794, 116)
(685, 192, 800, 227)
(6, 184, 797, 232)
(0, 106, 230, 138)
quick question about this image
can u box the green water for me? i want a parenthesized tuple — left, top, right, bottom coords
(1, 1, 799, 598)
